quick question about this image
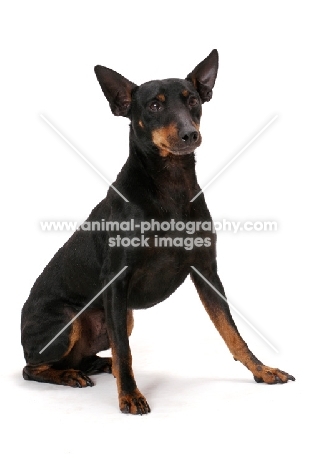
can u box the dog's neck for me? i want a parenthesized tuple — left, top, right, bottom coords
(127, 136, 199, 214)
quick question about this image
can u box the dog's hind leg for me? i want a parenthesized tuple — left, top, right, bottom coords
(21, 303, 94, 387)
(78, 309, 133, 375)
(22, 364, 94, 387)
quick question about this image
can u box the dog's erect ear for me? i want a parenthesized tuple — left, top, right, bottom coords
(186, 49, 219, 103)
(94, 66, 137, 117)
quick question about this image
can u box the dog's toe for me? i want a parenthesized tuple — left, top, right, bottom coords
(60, 370, 94, 388)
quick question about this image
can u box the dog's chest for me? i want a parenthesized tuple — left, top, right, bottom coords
(127, 248, 192, 309)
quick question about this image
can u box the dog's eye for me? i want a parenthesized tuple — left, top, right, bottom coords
(149, 101, 162, 112)
(189, 96, 199, 107)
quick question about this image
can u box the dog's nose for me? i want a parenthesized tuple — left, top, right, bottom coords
(180, 129, 199, 143)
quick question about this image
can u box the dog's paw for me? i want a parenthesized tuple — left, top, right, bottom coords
(98, 357, 112, 373)
(119, 390, 151, 415)
(60, 369, 94, 388)
(79, 355, 112, 375)
(253, 365, 295, 384)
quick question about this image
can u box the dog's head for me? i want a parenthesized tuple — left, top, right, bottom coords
(94, 50, 218, 157)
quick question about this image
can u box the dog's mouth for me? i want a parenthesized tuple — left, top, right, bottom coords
(158, 142, 201, 157)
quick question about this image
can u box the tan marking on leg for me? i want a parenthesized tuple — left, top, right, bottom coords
(30, 364, 51, 375)
(111, 343, 150, 414)
(195, 283, 295, 384)
(210, 311, 253, 367)
(23, 365, 93, 387)
(110, 332, 150, 414)
(210, 315, 293, 382)
(110, 343, 134, 393)
(196, 290, 256, 371)
(127, 309, 134, 336)
(62, 319, 81, 358)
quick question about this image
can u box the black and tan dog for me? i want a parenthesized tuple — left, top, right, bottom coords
(21, 50, 295, 414)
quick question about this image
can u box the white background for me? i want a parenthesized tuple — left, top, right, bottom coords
(1, 1, 311, 466)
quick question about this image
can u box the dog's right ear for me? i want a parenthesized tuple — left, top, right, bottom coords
(94, 66, 137, 117)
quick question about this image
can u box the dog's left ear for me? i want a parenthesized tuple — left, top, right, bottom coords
(186, 49, 219, 103)
(94, 65, 137, 117)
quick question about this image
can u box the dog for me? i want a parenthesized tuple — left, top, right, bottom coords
(21, 50, 295, 414)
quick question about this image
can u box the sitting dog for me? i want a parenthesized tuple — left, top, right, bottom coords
(21, 50, 295, 414)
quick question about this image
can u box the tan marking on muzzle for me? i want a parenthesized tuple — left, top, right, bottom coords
(151, 123, 178, 157)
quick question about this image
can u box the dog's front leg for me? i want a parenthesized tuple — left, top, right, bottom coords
(103, 275, 150, 415)
(191, 268, 295, 384)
